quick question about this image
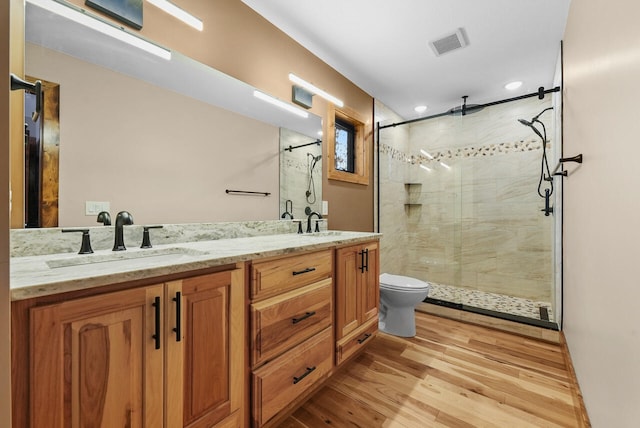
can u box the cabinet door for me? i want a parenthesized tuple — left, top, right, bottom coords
(167, 269, 244, 428)
(335, 245, 360, 340)
(360, 242, 379, 325)
(30, 285, 164, 428)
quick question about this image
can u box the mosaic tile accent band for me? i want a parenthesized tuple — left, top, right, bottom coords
(378, 138, 548, 164)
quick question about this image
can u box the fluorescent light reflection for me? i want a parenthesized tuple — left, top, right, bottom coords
(253, 90, 309, 118)
(289, 73, 344, 107)
(420, 149, 434, 159)
(420, 164, 432, 172)
(440, 162, 451, 170)
(27, 0, 171, 59)
(147, 0, 203, 31)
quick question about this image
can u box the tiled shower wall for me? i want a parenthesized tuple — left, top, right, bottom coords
(378, 96, 555, 302)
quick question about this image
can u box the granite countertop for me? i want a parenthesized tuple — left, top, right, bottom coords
(10, 231, 380, 301)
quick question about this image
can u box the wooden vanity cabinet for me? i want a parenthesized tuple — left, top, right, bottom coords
(27, 267, 245, 428)
(249, 249, 334, 427)
(335, 241, 380, 365)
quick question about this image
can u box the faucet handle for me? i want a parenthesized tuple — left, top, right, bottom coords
(141, 225, 163, 248)
(62, 229, 94, 254)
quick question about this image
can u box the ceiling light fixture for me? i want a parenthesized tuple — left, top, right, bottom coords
(414, 105, 428, 113)
(253, 90, 309, 118)
(505, 81, 523, 90)
(289, 73, 344, 107)
(420, 149, 434, 159)
(27, 0, 171, 60)
(147, 0, 203, 31)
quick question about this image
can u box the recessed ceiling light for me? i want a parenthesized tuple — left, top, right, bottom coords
(505, 81, 523, 90)
(414, 105, 428, 113)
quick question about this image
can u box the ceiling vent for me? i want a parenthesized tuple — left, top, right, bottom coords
(429, 28, 468, 57)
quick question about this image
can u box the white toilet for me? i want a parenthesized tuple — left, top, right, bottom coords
(379, 273, 430, 337)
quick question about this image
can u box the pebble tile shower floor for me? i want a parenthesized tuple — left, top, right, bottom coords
(427, 282, 554, 321)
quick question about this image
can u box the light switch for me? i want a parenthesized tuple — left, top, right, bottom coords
(85, 201, 110, 216)
(322, 200, 328, 216)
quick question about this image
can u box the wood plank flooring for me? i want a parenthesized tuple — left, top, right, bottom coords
(277, 312, 589, 427)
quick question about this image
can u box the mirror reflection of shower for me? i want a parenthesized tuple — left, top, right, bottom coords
(306, 152, 322, 204)
(279, 128, 323, 220)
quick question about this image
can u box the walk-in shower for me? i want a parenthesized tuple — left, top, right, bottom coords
(376, 89, 562, 328)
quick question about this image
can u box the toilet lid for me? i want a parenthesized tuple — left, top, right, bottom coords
(379, 273, 430, 291)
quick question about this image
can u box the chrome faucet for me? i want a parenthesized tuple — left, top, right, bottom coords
(113, 211, 134, 251)
(306, 211, 322, 233)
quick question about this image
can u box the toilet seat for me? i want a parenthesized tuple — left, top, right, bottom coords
(380, 273, 430, 292)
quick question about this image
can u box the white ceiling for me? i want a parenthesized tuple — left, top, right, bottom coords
(242, 0, 571, 121)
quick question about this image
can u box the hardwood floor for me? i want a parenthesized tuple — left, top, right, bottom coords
(277, 312, 589, 427)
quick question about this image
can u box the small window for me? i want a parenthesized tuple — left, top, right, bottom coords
(327, 104, 371, 185)
(335, 119, 355, 173)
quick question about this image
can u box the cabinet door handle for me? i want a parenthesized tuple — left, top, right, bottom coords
(292, 267, 316, 276)
(359, 250, 365, 273)
(292, 311, 316, 324)
(364, 248, 370, 272)
(152, 296, 161, 350)
(172, 291, 181, 342)
(292, 366, 316, 384)
(357, 333, 372, 344)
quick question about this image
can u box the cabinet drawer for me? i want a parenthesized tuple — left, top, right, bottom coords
(252, 328, 333, 427)
(336, 317, 377, 366)
(251, 249, 332, 300)
(251, 278, 332, 368)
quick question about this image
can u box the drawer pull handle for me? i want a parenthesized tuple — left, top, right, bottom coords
(357, 333, 372, 344)
(292, 311, 316, 324)
(152, 296, 161, 350)
(292, 267, 316, 276)
(293, 366, 316, 384)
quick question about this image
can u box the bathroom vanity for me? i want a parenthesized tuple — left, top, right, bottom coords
(10, 228, 380, 428)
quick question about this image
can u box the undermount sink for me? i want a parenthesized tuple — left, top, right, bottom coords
(46, 247, 208, 269)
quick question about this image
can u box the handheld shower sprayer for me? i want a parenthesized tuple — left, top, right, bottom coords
(306, 153, 322, 203)
(518, 107, 555, 215)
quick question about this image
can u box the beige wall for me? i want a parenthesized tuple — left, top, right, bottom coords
(563, 0, 640, 425)
(61, 0, 375, 232)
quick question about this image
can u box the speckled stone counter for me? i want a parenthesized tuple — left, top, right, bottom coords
(11, 229, 379, 301)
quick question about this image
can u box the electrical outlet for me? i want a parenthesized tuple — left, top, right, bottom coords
(85, 201, 110, 216)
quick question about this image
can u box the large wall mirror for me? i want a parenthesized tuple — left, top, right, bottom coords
(19, 1, 322, 228)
